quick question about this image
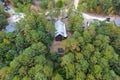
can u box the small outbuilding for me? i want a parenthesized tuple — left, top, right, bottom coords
(55, 20, 67, 41)
(58, 48, 64, 54)
(5, 23, 16, 32)
(114, 18, 120, 26)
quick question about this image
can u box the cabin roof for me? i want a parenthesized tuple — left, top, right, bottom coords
(5, 23, 16, 32)
(55, 20, 67, 37)
(114, 18, 120, 26)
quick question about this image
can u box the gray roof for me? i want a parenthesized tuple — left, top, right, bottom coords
(114, 18, 120, 26)
(55, 20, 67, 37)
(0, 1, 4, 6)
(5, 23, 16, 32)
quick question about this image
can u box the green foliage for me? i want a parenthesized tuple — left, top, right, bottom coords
(78, 2, 87, 12)
(52, 73, 63, 80)
(0, 0, 120, 80)
(0, 66, 8, 80)
(68, 14, 83, 32)
(75, 71, 86, 80)
(5, 42, 51, 80)
(50, 52, 60, 62)
(10, 0, 32, 7)
(0, 3, 55, 79)
(61, 53, 74, 66)
(5, 50, 17, 61)
(0, 5, 8, 29)
(57, 0, 63, 8)
(79, 0, 120, 15)
(62, 17, 120, 79)
(39, 0, 49, 9)
(83, 31, 92, 43)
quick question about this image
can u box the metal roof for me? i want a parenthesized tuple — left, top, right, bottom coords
(55, 20, 67, 37)
(5, 23, 16, 32)
(114, 18, 120, 26)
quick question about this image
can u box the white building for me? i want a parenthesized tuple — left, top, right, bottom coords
(114, 18, 120, 26)
(55, 20, 67, 41)
(5, 23, 16, 32)
(7, 13, 25, 24)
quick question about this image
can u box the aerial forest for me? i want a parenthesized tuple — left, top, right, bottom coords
(0, 0, 120, 80)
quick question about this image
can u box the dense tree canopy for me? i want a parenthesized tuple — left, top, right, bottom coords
(78, 0, 120, 15)
(0, 0, 120, 80)
(0, 5, 8, 29)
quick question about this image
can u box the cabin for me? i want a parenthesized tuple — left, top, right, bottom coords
(54, 20, 67, 41)
(114, 18, 120, 27)
(5, 23, 16, 32)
